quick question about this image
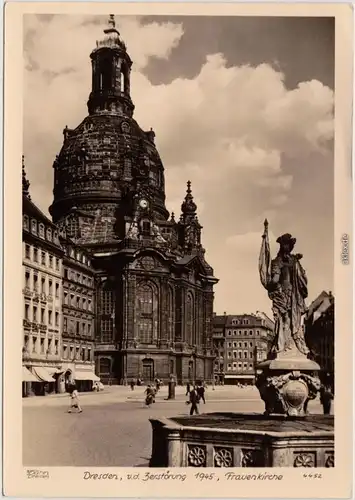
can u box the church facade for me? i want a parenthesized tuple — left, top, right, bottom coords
(49, 16, 218, 384)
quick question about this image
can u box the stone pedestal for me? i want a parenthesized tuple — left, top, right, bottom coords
(168, 377, 176, 400)
(149, 413, 334, 468)
(256, 345, 321, 417)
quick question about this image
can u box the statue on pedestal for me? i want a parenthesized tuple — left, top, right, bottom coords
(257, 220, 320, 417)
(259, 220, 310, 358)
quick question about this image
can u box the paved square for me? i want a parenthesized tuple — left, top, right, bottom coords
(23, 386, 326, 467)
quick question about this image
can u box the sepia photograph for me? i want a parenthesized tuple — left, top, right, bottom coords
(3, 2, 353, 498)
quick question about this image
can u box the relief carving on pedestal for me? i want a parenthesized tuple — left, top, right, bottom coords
(214, 447, 233, 467)
(293, 452, 316, 467)
(187, 445, 207, 467)
(325, 452, 334, 467)
(241, 449, 264, 467)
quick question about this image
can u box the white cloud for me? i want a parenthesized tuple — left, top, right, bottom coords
(23, 15, 334, 314)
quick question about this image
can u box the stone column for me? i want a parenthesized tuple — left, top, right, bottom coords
(122, 354, 127, 385)
(126, 67, 131, 95)
(91, 59, 98, 91)
(159, 277, 168, 347)
(205, 291, 214, 350)
(167, 431, 182, 467)
(271, 446, 293, 467)
(181, 286, 186, 343)
(174, 285, 183, 342)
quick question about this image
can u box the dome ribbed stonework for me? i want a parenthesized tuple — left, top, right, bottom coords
(51, 115, 166, 215)
(49, 16, 168, 246)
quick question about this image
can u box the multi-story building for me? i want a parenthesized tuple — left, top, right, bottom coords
(304, 291, 334, 388)
(255, 310, 275, 352)
(48, 15, 218, 384)
(212, 313, 227, 384)
(22, 158, 65, 396)
(60, 236, 98, 391)
(212, 313, 274, 385)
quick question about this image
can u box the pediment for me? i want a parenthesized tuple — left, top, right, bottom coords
(130, 250, 170, 272)
(177, 254, 214, 279)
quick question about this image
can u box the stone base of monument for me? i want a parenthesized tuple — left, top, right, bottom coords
(149, 413, 334, 468)
(256, 347, 321, 417)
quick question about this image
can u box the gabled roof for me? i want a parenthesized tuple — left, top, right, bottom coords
(23, 195, 57, 228)
(306, 291, 334, 324)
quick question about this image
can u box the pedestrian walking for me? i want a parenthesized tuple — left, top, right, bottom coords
(197, 384, 206, 404)
(144, 385, 155, 407)
(68, 384, 82, 413)
(186, 382, 191, 396)
(320, 376, 334, 415)
(130, 379, 135, 391)
(189, 386, 200, 416)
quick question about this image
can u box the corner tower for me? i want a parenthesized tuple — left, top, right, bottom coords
(49, 15, 168, 249)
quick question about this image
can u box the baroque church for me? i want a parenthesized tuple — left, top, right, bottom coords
(49, 15, 218, 384)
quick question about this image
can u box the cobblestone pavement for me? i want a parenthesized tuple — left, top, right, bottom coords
(23, 386, 327, 467)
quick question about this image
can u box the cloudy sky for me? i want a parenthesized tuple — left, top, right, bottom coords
(23, 14, 334, 316)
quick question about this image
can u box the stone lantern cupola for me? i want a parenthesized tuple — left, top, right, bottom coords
(87, 14, 134, 117)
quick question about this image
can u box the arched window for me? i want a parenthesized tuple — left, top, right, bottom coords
(66, 216, 79, 239)
(186, 292, 194, 344)
(31, 219, 37, 234)
(120, 71, 125, 92)
(136, 281, 158, 344)
(99, 56, 113, 91)
(141, 220, 151, 236)
(167, 286, 174, 341)
(99, 280, 115, 343)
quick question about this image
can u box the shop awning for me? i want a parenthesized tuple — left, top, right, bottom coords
(46, 367, 62, 376)
(32, 366, 55, 383)
(75, 371, 100, 382)
(22, 366, 40, 382)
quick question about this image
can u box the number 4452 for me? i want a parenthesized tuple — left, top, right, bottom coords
(303, 474, 322, 479)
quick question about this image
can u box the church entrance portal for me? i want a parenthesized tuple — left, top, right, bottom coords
(142, 359, 154, 383)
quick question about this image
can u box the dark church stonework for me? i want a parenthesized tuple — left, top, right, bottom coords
(49, 16, 218, 384)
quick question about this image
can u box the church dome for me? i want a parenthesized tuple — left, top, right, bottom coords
(49, 15, 169, 233)
(50, 114, 167, 219)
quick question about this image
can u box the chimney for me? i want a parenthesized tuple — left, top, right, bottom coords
(223, 311, 226, 316)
